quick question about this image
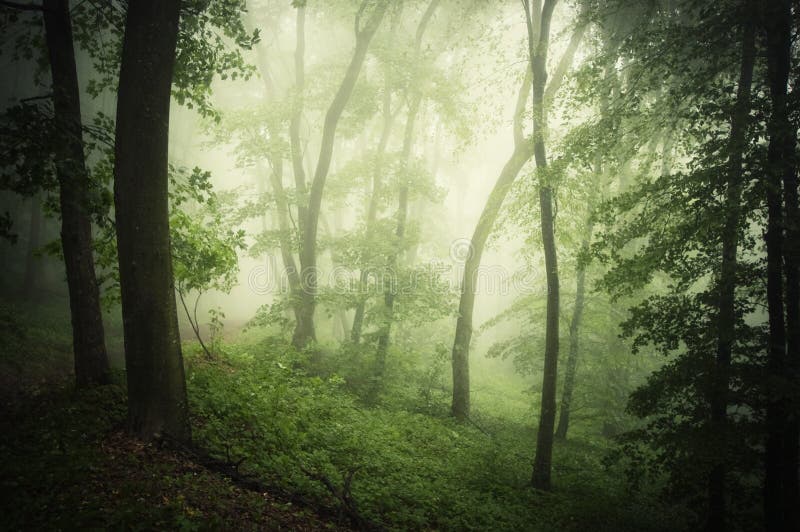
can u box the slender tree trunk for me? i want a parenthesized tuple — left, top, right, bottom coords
(707, 10, 755, 530)
(351, 6, 406, 344)
(288, 5, 312, 342)
(22, 193, 42, 298)
(113, 0, 190, 443)
(451, 4, 583, 421)
(268, 159, 303, 322)
(554, 221, 592, 440)
(450, 127, 533, 420)
(42, 0, 111, 388)
(525, 0, 559, 492)
(290, 4, 308, 240)
(374, 96, 420, 375)
(763, 1, 799, 529)
(248, 13, 303, 324)
(373, 0, 440, 368)
(293, 1, 388, 349)
(351, 70, 396, 344)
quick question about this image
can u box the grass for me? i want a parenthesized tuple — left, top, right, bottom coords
(0, 297, 691, 530)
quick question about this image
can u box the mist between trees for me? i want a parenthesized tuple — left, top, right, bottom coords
(0, 0, 798, 530)
(246, 249, 544, 298)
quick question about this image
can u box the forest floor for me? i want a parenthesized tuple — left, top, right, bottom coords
(0, 295, 691, 531)
(0, 298, 345, 531)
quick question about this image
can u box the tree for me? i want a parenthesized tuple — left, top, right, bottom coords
(585, 1, 778, 526)
(706, 4, 755, 529)
(42, 0, 111, 388)
(450, 0, 584, 421)
(554, 220, 592, 440)
(293, 0, 388, 349)
(761, 1, 799, 529)
(0, 0, 113, 387)
(375, 0, 440, 374)
(113, 0, 190, 442)
(524, 0, 560, 491)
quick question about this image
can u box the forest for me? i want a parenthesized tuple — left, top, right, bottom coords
(0, 0, 797, 530)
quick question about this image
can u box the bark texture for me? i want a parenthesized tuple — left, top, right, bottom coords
(43, 0, 111, 388)
(113, 0, 190, 443)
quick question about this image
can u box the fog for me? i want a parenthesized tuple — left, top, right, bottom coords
(2, 1, 793, 529)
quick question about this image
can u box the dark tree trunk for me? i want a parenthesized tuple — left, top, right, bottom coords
(524, 0, 559, 492)
(763, 1, 799, 530)
(293, 1, 387, 349)
(705, 9, 755, 530)
(554, 221, 592, 440)
(113, 0, 190, 443)
(22, 193, 43, 298)
(42, 0, 111, 388)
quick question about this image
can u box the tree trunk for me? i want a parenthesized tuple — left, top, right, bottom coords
(42, 0, 111, 388)
(22, 193, 43, 298)
(451, 136, 533, 420)
(763, 1, 799, 530)
(113, 0, 190, 443)
(351, 69, 396, 344)
(373, 0, 439, 368)
(707, 9, 755, 530)
(268, 158, 303, 322)
(554, 221, 592, 440)
(293, 1, 388, 349)
(526, 0, 559, 492)
(375, 95, 420, 375)
(451, 4, 583, 421)
(290, 4, 308, 242)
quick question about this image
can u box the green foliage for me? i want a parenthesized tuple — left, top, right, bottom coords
(186, 338, 684, 531)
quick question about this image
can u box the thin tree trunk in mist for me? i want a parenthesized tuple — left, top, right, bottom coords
(23, 193, 43, 298)
(350, 6, 405, 344)
(290, 4, 308, 243)
(375, 95, 421, 377)
(351, 69, 398, 344)
(43, 0, 111, 388)
(451, 3, 583, 422)
(707, 8, 755, 531)
(763, 1, 799, 530)
(374, 0, 439, 372)
(268, 158, 303, 323)
(554, 221, 592, 440)
(288, 4, 312, 341)
(450, 98, 533, 420)
(293, 0, 388, 350)
(525, 0, 559, 492)
(113, 0, 190, 443)
(249, 12, 303, 324)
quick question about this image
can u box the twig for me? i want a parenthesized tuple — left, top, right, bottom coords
(177, 288, 213, 359)
(19, 93, 52, 104)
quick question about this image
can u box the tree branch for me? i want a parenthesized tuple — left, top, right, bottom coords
(0, 1, 44, 11)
